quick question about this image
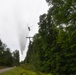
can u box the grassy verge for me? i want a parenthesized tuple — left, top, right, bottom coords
(0, 67, 52, 75)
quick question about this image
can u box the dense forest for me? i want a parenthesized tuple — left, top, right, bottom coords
(25, 0, 76, 75)
(0, 39, 20, 67)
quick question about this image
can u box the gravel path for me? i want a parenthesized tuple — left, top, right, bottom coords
(0, 67, 14, 73)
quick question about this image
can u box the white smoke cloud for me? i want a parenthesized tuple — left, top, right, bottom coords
(0, 0, 48, 61)
(18, 23, 29, 54)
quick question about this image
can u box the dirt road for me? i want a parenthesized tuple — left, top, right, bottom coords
(0, 67, 14, 73)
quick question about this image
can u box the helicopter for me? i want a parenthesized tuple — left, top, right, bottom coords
(28, 26, 31, 31)
(27, 23, 33, 31)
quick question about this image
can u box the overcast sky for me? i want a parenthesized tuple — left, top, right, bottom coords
(0, 0, 48, 61)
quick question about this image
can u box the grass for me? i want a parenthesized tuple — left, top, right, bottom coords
(0, 67, 52, 75)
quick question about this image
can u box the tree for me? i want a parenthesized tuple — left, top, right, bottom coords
(45, 0, 76, 75)
(12, 50, 20, 66)
(3, 48, 13, 66)
(25, 0, 76, 75)
(0, 39, 13, 66)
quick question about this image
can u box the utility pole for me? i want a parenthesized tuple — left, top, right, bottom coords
(26, 36, 33, 50)
(26, 37, 33, 53)
(26, 37, 33, 42)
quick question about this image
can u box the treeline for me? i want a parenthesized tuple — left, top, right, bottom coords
(0, 39, 20, 67)
(25, 0, 76, 75)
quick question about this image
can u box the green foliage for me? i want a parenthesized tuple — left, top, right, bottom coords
(12, 50, 20, 66)
(0, 39, 20, 67)
(25, 0, 76, 75)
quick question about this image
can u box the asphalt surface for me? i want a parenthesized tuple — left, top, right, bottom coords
(0, 67, 13, 73)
